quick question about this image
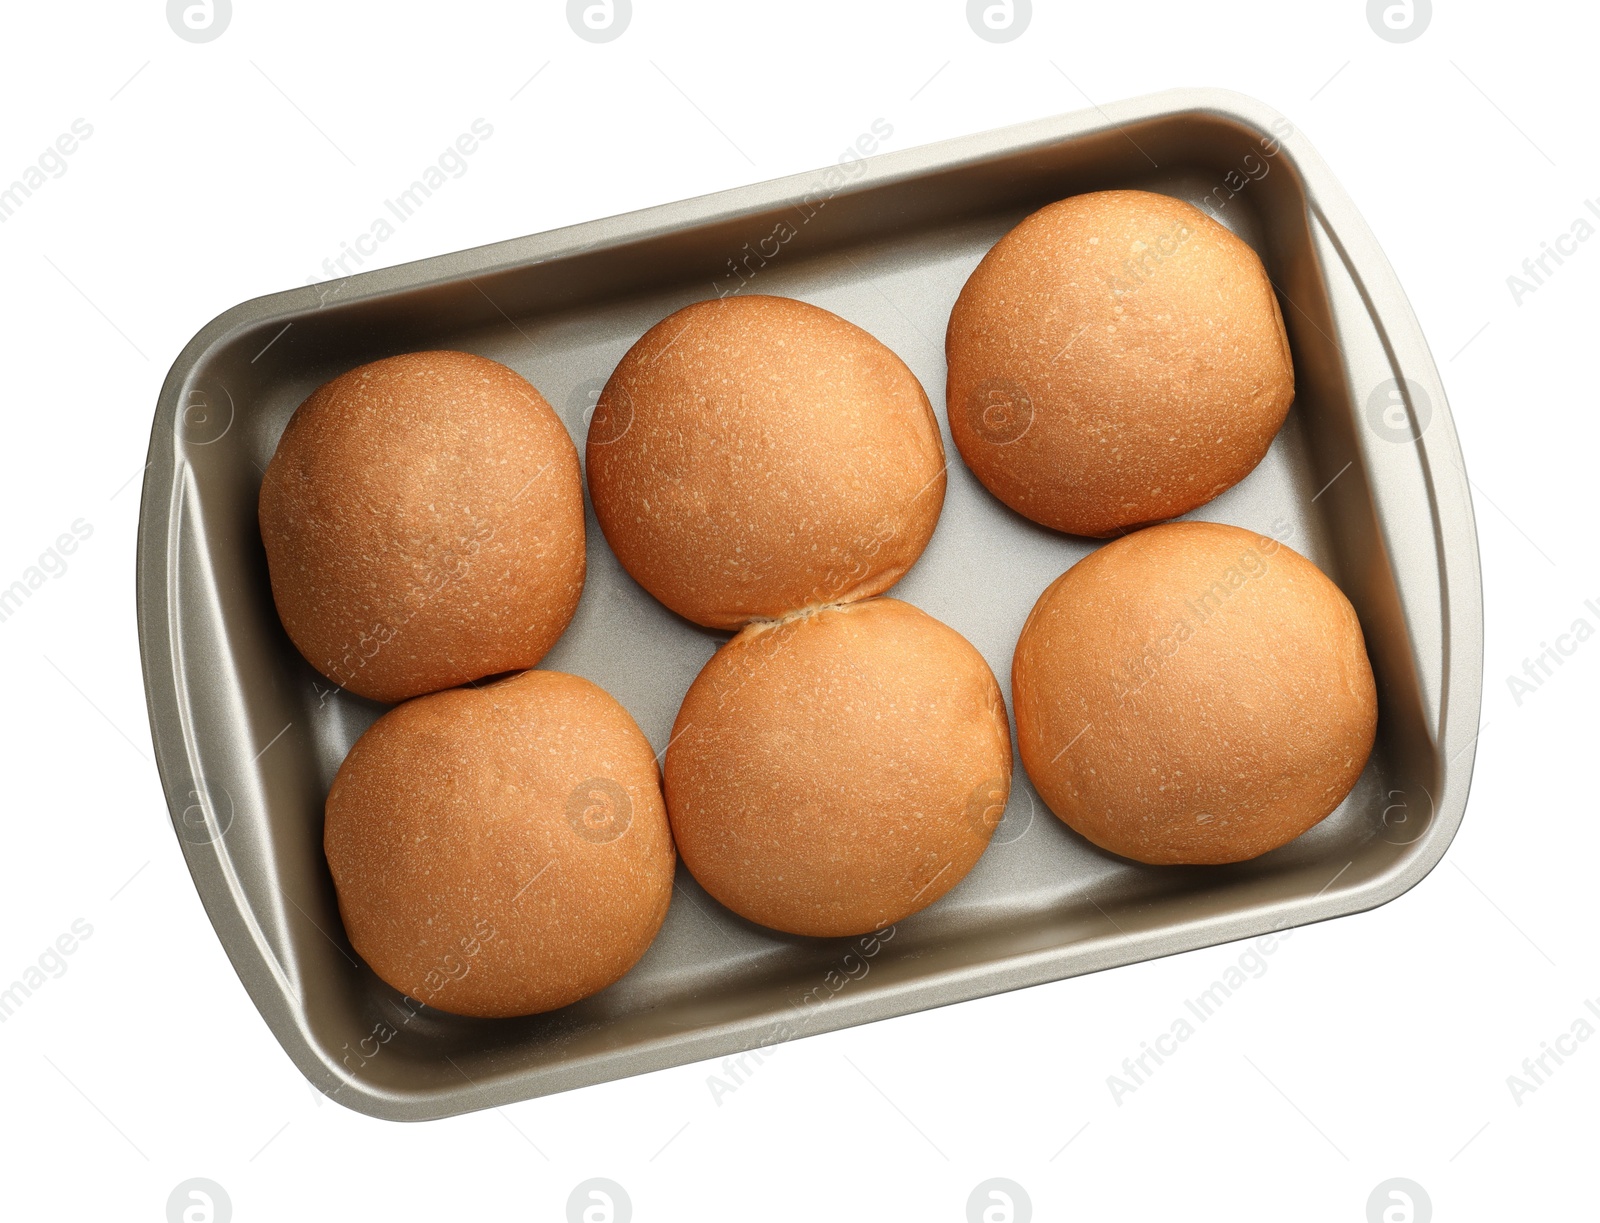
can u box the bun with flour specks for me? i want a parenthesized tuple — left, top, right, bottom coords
(664, 597, 1012, 937)
(586, 295, 947, 630)
(323, 669, 675, 1018)
(259, 350, 585, 704)
(946, 190, 1294, 537)
(1012, 521, 1376, 865)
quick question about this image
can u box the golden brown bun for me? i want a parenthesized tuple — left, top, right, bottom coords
(946, 190, 1294, 537)
(665, 597, 1011, 936)
(1012, 522, 1376, 865)
(259, 350, 585, 704)
(586, 296, 946, 629)
(324, 669, 675, 1018)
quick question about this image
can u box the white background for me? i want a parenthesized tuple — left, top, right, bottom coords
(1, 1, 1594, 1219)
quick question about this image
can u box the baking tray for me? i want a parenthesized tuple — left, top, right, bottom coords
(137, 87, 1483, 1121)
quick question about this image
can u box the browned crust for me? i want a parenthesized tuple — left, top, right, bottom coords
(323, 669, 675, 1018)
(586, 296, 947, 629)
(259, 350, 585, 703)
(665, 597, 1012, 936)
(947, 190, 1294, 537)
(1013, 522, 1377, 865)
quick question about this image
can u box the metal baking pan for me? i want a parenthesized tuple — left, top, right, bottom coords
(137, 87, 1482, 1121)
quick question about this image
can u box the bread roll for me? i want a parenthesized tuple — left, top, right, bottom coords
(946, 190, 1294, 537)
(665, 597, 1011, 937)
(586, 295, 946, 629)
(259, 350, 585, 704)
(1012, 522, 1376, 865)
(324, 669, 675, 1018)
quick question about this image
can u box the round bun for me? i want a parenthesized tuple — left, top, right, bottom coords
(665, 597, 1011, 937)
(324, 669, 675, 1018)
(1012, 522, 1376, 865)
(586, 295, 946, 629)
(946, 190, 1294, 537)
(259, 350, 585, 704)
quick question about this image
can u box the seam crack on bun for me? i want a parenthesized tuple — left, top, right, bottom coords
(585, 294, 948, 629)
(946, 189, 1295, 537)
